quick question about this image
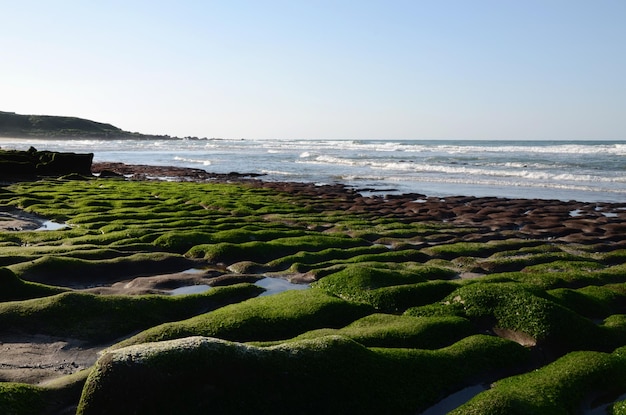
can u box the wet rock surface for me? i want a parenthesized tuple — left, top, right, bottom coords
(92, 162, 264, 181)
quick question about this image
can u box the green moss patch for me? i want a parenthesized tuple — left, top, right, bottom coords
(186, 234, 371, 264)
(116, 289, 373, 346)
(450, 349, 626, 415)
(78, 334, 529, 415)
(312, 263, 457, 309)
(260, 313, 476, 349)
(0, 284, 263, 343)
(422, 239, 541, 260)
(428, 281, 621, 353)
(0, 383, 46, 415)
(8, 252, 195, 287)
(0, 268, 66, 301)
(547, 284, 626, 319)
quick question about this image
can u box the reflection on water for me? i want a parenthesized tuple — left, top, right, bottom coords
(256, 277, 310, 296)
(36, 221, 69, 231)
(169, 285, 211, 295)
(181, 268, 207, 274)
(169, 277, 310, 296)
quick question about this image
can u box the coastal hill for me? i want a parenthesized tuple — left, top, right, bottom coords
(0, 110, 175, 139)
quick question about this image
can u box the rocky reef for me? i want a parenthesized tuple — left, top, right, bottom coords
(0, 165, 626, 414)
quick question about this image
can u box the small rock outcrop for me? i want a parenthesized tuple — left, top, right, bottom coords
(0, 147, 93, 178)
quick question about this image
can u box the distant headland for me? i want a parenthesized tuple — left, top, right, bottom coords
(0, 111, 181, 140)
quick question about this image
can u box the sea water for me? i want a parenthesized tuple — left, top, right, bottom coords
(1, 138, 625, 203)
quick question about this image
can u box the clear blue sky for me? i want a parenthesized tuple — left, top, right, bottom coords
(2, 1, 625, 139)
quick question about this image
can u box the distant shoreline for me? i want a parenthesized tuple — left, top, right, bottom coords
(0, 132, 178, 140)
(0, 110, 201, 141)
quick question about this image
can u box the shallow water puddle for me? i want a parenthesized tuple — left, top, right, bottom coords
(36, 220, 69, 231)
(170, 285, 211, 295)
(169, 277, 309, 296)
(181, 268, 208, 274)
(256, 277, 310, 297)
(419, 384, 488, 415)
(569, 209, 584, 217)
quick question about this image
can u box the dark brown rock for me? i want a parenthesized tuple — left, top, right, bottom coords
(0, 148, 93, 178)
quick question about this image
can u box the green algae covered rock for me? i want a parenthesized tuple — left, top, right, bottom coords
(0, 267, 66, 302)
(450, 349, 626, 415)
(409, 281, 622, 353)
(9, 252, 196, 287)
(78, 334, 529, 415)
(260, 312, 476, 350)
(116, 289, 373, 346)
(186, 234, 371, 265)
(612, 400, 626, 415)
(0, 383, 46, 415)
(313, 264, 455, 297)
(0, 284, 264, 343)
(0, 371, 89, 415)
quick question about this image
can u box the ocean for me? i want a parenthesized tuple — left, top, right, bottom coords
(1, 138, 625, 203)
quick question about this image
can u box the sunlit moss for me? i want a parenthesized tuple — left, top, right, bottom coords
(115, 289, 373, 347)
(312, 263, 456, 307)
(258, 313, 476, 349)
(0, 383, 45, 415)
(450, 350, 626, 415)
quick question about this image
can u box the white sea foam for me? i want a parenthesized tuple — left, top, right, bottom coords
(173, 156, 212, 166)
(1, 138, 624, 202)
(303, 156, 624, 184)
(311, 155, 359, 166)
(260, 169, 299, 177)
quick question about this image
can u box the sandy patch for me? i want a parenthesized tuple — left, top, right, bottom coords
(80, 269, 223, 295)
(492, 327, 537, 347)
(0, 208, 47, 231)
(0, 333, 107, 384)
(458, 272, 486, 279)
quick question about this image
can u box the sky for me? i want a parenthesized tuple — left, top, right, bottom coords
(1, 1, 625, 140)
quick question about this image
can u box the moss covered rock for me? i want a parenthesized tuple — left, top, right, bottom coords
(78, 334, 529, 415)
(450, 349, 626, 415)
